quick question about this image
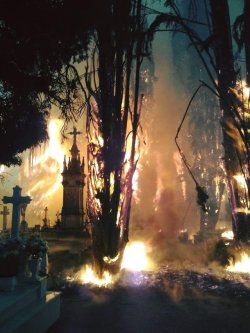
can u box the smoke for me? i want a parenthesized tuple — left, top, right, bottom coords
(0, 13, 201, 249)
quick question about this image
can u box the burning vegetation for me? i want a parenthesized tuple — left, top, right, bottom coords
(2, 1, 250, 307)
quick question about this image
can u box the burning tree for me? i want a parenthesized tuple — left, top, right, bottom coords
(170, 1, 225, 234)
(0, 0, 149, 275)
(81, 0, 148, 275)
(149, 0, 250, 241)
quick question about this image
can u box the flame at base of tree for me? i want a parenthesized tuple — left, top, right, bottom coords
(79, 241, 151, 287)
(86, 97, 142, 276)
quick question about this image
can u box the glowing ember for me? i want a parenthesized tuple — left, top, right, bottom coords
(121, 241, 150, 271)
(242, 81, 250, 100)
(80, 265, 112, 287)
(132, 168, 141, 204)
(233, 174, 248, 191)
(227, 252, 250, 273)
(173, 151, 186, 200)
(221, 230, 234, 240)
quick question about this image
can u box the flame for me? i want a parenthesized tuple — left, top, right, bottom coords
(121, 241, 150, 271)
(79, 241, 151, 287)
(221, 230, 234, 240)
(132, 168, 140, 204)
(0, 165, 4, 174)
(227, 252, 250, 273)
(173, 151, 186, 200)
(242, 80, 250, 101)
(234, 174, 248, 191)
(80, 265, 112, 287)
(20, 118, 69, 220)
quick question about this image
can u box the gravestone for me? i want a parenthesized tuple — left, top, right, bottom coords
(42, 207, 50, 229)
(0, 206, 9, 231)
(2, 186, 31, 239)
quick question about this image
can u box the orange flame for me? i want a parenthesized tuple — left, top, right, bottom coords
(20, 118, 69, 221)
(227, 252, 250, 273)
(79, 241, 151, 287)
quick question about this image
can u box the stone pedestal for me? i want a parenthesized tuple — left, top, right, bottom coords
(0, 277, 60, 333)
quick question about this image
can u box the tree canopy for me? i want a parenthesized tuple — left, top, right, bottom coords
(0, 0, 97, 165)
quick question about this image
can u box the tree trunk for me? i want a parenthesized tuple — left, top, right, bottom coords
(244, 0, 250, 86)
(86, 0, 145, 276)
(209, 0, 250, 241)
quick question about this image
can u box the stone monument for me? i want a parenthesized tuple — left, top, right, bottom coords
(2, 186, 32, 239)
(0, 205, 9, 232)
(61, 127, 85, 229)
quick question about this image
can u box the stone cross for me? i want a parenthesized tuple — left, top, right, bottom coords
(43, 206, 49, 227)
(69, 127, 82, 145)
(2, 186, 32, 239)
(0, 205, 9, 231)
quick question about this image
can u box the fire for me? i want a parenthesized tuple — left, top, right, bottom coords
(79, 241, 151, 287)
(121, 241, 150, 271)
(80, 265, 112, 287)
(242, 80, 250, 101)
(132, 168, 140, 204)
(173, 151, 186, 200)
(19, 118, 69, 220)
(221, 230, 234, 240)
(227, 252, 250, 273)
(233, 174, 248, 191)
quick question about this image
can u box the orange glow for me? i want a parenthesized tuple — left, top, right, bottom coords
(227, 252, 250, 273)
(121, 241, 151, 271)
(20, 118, 69, 219)
(233, 174, 248, 191)
(79, 265, 112, 287)
(221, 230, 234, 240)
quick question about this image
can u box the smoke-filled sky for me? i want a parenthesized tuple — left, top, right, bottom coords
(0, 0, 243, 239)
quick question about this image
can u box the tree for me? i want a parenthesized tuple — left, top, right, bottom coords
(0, 0, 149, 275)
(82, 0, 149, 275)
(170, 0, 225, 234)
(0, 0, 96, 166)
(149, 0, 250, 241)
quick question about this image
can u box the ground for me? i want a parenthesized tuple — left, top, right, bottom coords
(46, 263, 250, 333)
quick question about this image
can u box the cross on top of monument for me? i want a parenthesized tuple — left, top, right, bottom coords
(69, 126, 82, 145)
(68, 126, 82, 159)
(2, 186, 32, 239)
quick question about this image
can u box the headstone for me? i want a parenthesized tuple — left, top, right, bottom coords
(34, 225, 41, 234)
(42, 207, 50, 229)
(2, 186, 32, 239)
(0, 205, 9, 231)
